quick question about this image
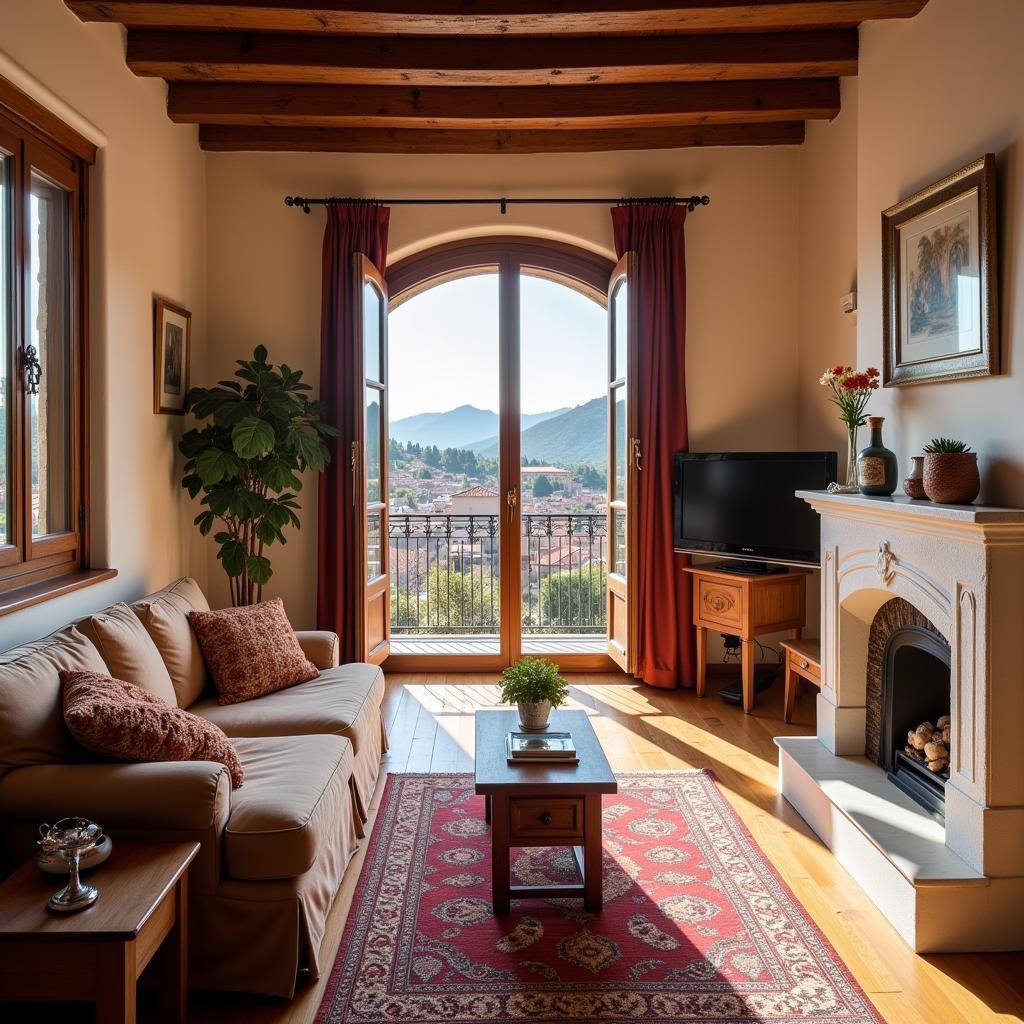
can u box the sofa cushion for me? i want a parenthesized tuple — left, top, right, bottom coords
(225, 735, 352, 881)
(132, 577, 211, 708)
(78, 602, 177, 704)
(189, 598, 318, 706)
(190, 663, 384, 754)
(61, 670, 244, 788)
(0, 626, 108, 771)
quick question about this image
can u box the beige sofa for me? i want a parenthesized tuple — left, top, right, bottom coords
(0, 578, 387, 998)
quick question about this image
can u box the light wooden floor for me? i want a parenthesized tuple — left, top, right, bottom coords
(13, 674, 1023, 1022)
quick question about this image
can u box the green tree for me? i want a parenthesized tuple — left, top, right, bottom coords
(532, 474, 553, 497)
(538, 567, 607, 630)
(392, 486, 418, 509)
(423, 566, 499, 630)
(418, 467, 433, 479)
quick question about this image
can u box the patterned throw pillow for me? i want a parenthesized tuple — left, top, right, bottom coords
(61, 670, 244, 787)
(188, 598, 319, 706)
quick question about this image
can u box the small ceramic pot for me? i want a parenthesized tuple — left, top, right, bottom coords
(517, 700, 552, 732)
(903, 456, 927, 500)
(923, 452, 980, 505)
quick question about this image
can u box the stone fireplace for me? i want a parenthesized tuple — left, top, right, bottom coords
(776, 492, 1024, 952)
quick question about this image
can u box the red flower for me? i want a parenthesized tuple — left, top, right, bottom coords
(867, 367, 880, 378)
(831, 364, 846, 376)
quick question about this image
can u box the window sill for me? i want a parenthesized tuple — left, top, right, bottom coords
(0, 568, 119, 619)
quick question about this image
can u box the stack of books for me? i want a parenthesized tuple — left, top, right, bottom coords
(506, 731, 578, 765)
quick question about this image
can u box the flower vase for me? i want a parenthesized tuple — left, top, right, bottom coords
(828, 425, 861, 494)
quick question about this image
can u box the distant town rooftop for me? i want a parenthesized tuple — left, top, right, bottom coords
(520, 466, 571, 475)
(451, 485, 499, 498)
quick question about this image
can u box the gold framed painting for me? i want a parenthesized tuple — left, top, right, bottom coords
(154, 297, 191, 414)
(882, 153, 998, 387)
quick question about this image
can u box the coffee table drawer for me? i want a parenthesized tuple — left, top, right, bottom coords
(509, 797, 584, 840)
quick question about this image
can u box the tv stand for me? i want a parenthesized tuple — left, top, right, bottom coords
(712, 560, 788, 577)
(683, 564, 811, 713)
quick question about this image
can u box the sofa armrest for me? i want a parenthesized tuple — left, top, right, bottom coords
(0, 761, 230, 893)
(295, 630, 340, 670)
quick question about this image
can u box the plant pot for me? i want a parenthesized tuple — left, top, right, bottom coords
(517, 700, 552, 732)
(903, 455, 927, 500)
(923, 452, 980, 504)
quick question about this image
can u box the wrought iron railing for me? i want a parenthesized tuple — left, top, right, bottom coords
(389, 512, 607, 635)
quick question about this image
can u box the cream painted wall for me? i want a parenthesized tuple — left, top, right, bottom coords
(854, 0, 1024, 506)
(205, 147, 801, 626)
(797, 79, 859, 470)
(0, 1, 206, 649)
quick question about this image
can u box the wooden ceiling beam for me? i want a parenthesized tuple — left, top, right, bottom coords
(198, 122, 805, 152)
(68, 1, 929, 36)
(168, 79, 840, 129)
(128, 30, 857, 86)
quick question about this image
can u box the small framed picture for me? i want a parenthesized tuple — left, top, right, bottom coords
(154, 297, 191, 414)
(882, 153, 999, 387)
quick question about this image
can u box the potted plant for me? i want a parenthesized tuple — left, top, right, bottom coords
(922, 438, 980, 505)
(499, 657, 569, 732)
(819, 365, 881, 492)
(179, 346, 338, 605)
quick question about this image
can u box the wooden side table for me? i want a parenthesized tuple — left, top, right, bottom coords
(684, 564, 810, 714)
(474, 710, 618, 915)
(0, 841, 199, 1024)
(780, 637, 822, 723)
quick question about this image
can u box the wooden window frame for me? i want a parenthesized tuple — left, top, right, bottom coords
(0, 78, 112, 617)
(384, 236, 617, 673)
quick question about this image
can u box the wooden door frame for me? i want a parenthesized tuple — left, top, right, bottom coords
(384, 236, 619, 674)
(606, 252, 639, 674)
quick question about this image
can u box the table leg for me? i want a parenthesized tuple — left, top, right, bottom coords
(783, 660, 796, 724)
(741, 640, 755, 714)
(490, 794, 510, 914)
(583, 793, 603, 911)
(96, 942, 137, 1024)
(160, 876, 188, 1024)
(695, 627, 707, 697)
(485, 794, 491, 825)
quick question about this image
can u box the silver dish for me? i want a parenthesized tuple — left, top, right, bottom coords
(37, 833, 112, 875)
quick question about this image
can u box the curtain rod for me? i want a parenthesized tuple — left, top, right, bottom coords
(284, 194, 710, 215)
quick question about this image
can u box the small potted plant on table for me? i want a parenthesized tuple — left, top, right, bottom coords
(499, 657, 569, 732)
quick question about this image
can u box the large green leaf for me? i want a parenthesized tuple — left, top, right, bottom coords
(289, 427, 325, 470)
(232, 417, 276, 459)
(196, 448, 241, 485)
(246, 554, 273, 585)
(218, 539, 247, 577)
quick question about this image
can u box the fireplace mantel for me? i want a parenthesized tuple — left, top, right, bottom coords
(797, 489, 1024, 530)
(776, 489, 1024, 952)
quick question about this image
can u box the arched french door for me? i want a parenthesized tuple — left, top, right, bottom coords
(373, 237, 635, 672)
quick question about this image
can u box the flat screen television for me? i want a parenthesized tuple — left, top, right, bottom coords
(674, 451, 837, 570)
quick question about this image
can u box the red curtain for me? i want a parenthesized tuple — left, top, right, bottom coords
(316, 203, 390, 662)
(611, 204, 694, 689)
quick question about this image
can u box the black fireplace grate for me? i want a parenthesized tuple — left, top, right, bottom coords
(889, 749, 947, 823)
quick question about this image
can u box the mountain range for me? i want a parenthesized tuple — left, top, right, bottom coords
(389, 404, 568, 450)
(469, 397, 609, 465)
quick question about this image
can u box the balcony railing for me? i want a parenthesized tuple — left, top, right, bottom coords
(389, 512, 607, 635)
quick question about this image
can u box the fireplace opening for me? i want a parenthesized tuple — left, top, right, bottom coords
(881, 626, 951, 822)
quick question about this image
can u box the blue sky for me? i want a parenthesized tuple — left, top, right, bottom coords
(388, 273, 606, 421)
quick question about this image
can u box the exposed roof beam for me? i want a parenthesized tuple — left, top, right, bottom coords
(68, 1, 929, 36)
(128, 30, 857, 86)
(198, 122, 805, 151)
(168, 79, 841, 129)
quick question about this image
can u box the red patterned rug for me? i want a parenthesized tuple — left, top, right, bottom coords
(316, 772, 883, 1023)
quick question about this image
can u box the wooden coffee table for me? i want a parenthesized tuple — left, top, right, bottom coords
(0, 841, 198, 1024)
(475, 709, 617, 914)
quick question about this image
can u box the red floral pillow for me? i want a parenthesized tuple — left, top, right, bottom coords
(61, 670, 244, 787)
(188, 598, 319, 706)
